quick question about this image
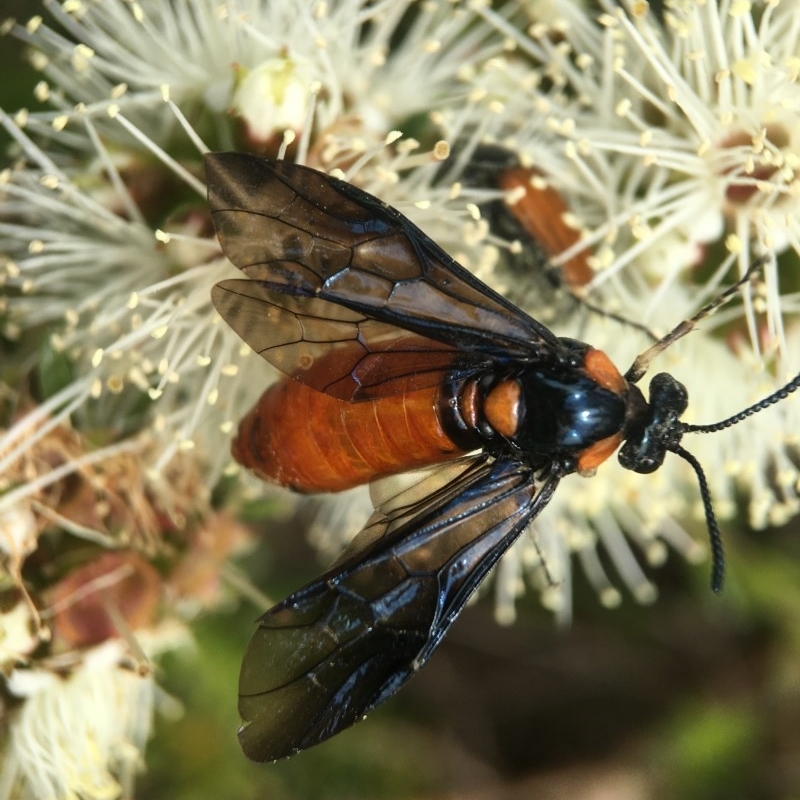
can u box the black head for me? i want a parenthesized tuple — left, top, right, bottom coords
(618, 373, 688, 474)
(617, 366, 800, 593)
(609, 258, 800, 594)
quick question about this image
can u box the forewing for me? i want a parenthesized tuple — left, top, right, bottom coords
(237, 456, 561, 761)
(212, 279, 485, 400)
(205, 152, 560, 360)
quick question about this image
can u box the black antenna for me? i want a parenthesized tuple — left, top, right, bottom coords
(673, 369, 800, 592)
(682, 372, 800, 434)
(669, 444, 726, 592)
(618, 254, 794, 594)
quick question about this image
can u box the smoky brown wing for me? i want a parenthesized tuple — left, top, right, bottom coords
(237, 456, 561, 761)
(205, 152, 561, 361)
(212, 279, 488, 400)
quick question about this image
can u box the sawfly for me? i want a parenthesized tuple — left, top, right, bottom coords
(207, 151, 799, 761)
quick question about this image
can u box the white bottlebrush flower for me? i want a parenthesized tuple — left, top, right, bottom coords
(3, 0, 796, 620)
(7, 0, 502, 153)
(0, 0, 506, 503)
(0, 637, 182, 800)
(0, 115, 268, 489)
(466, 0, 800, 617)
(480, 0, 800, 353)
(0, 602, 40, 671)
(1, 0, 798, 785)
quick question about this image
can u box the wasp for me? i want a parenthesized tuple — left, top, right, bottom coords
(206, 151, 799, 761)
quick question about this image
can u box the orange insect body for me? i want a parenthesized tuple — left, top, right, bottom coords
(233, 378, 470, 493)
(499, 167, 593, 288)
(233, 345, 631, 492)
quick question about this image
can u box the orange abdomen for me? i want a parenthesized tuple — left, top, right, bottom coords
(232, 379, 468, 492)
(499, 167, 593, 288)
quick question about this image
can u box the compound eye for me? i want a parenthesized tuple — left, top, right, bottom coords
(618, 437, 665, 474)
(649, 373, 688, 414)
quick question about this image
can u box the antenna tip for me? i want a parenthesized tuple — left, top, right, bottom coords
(710, 562, 725, 594)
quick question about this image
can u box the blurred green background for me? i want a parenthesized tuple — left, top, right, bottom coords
(137, 510, 800, 800)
